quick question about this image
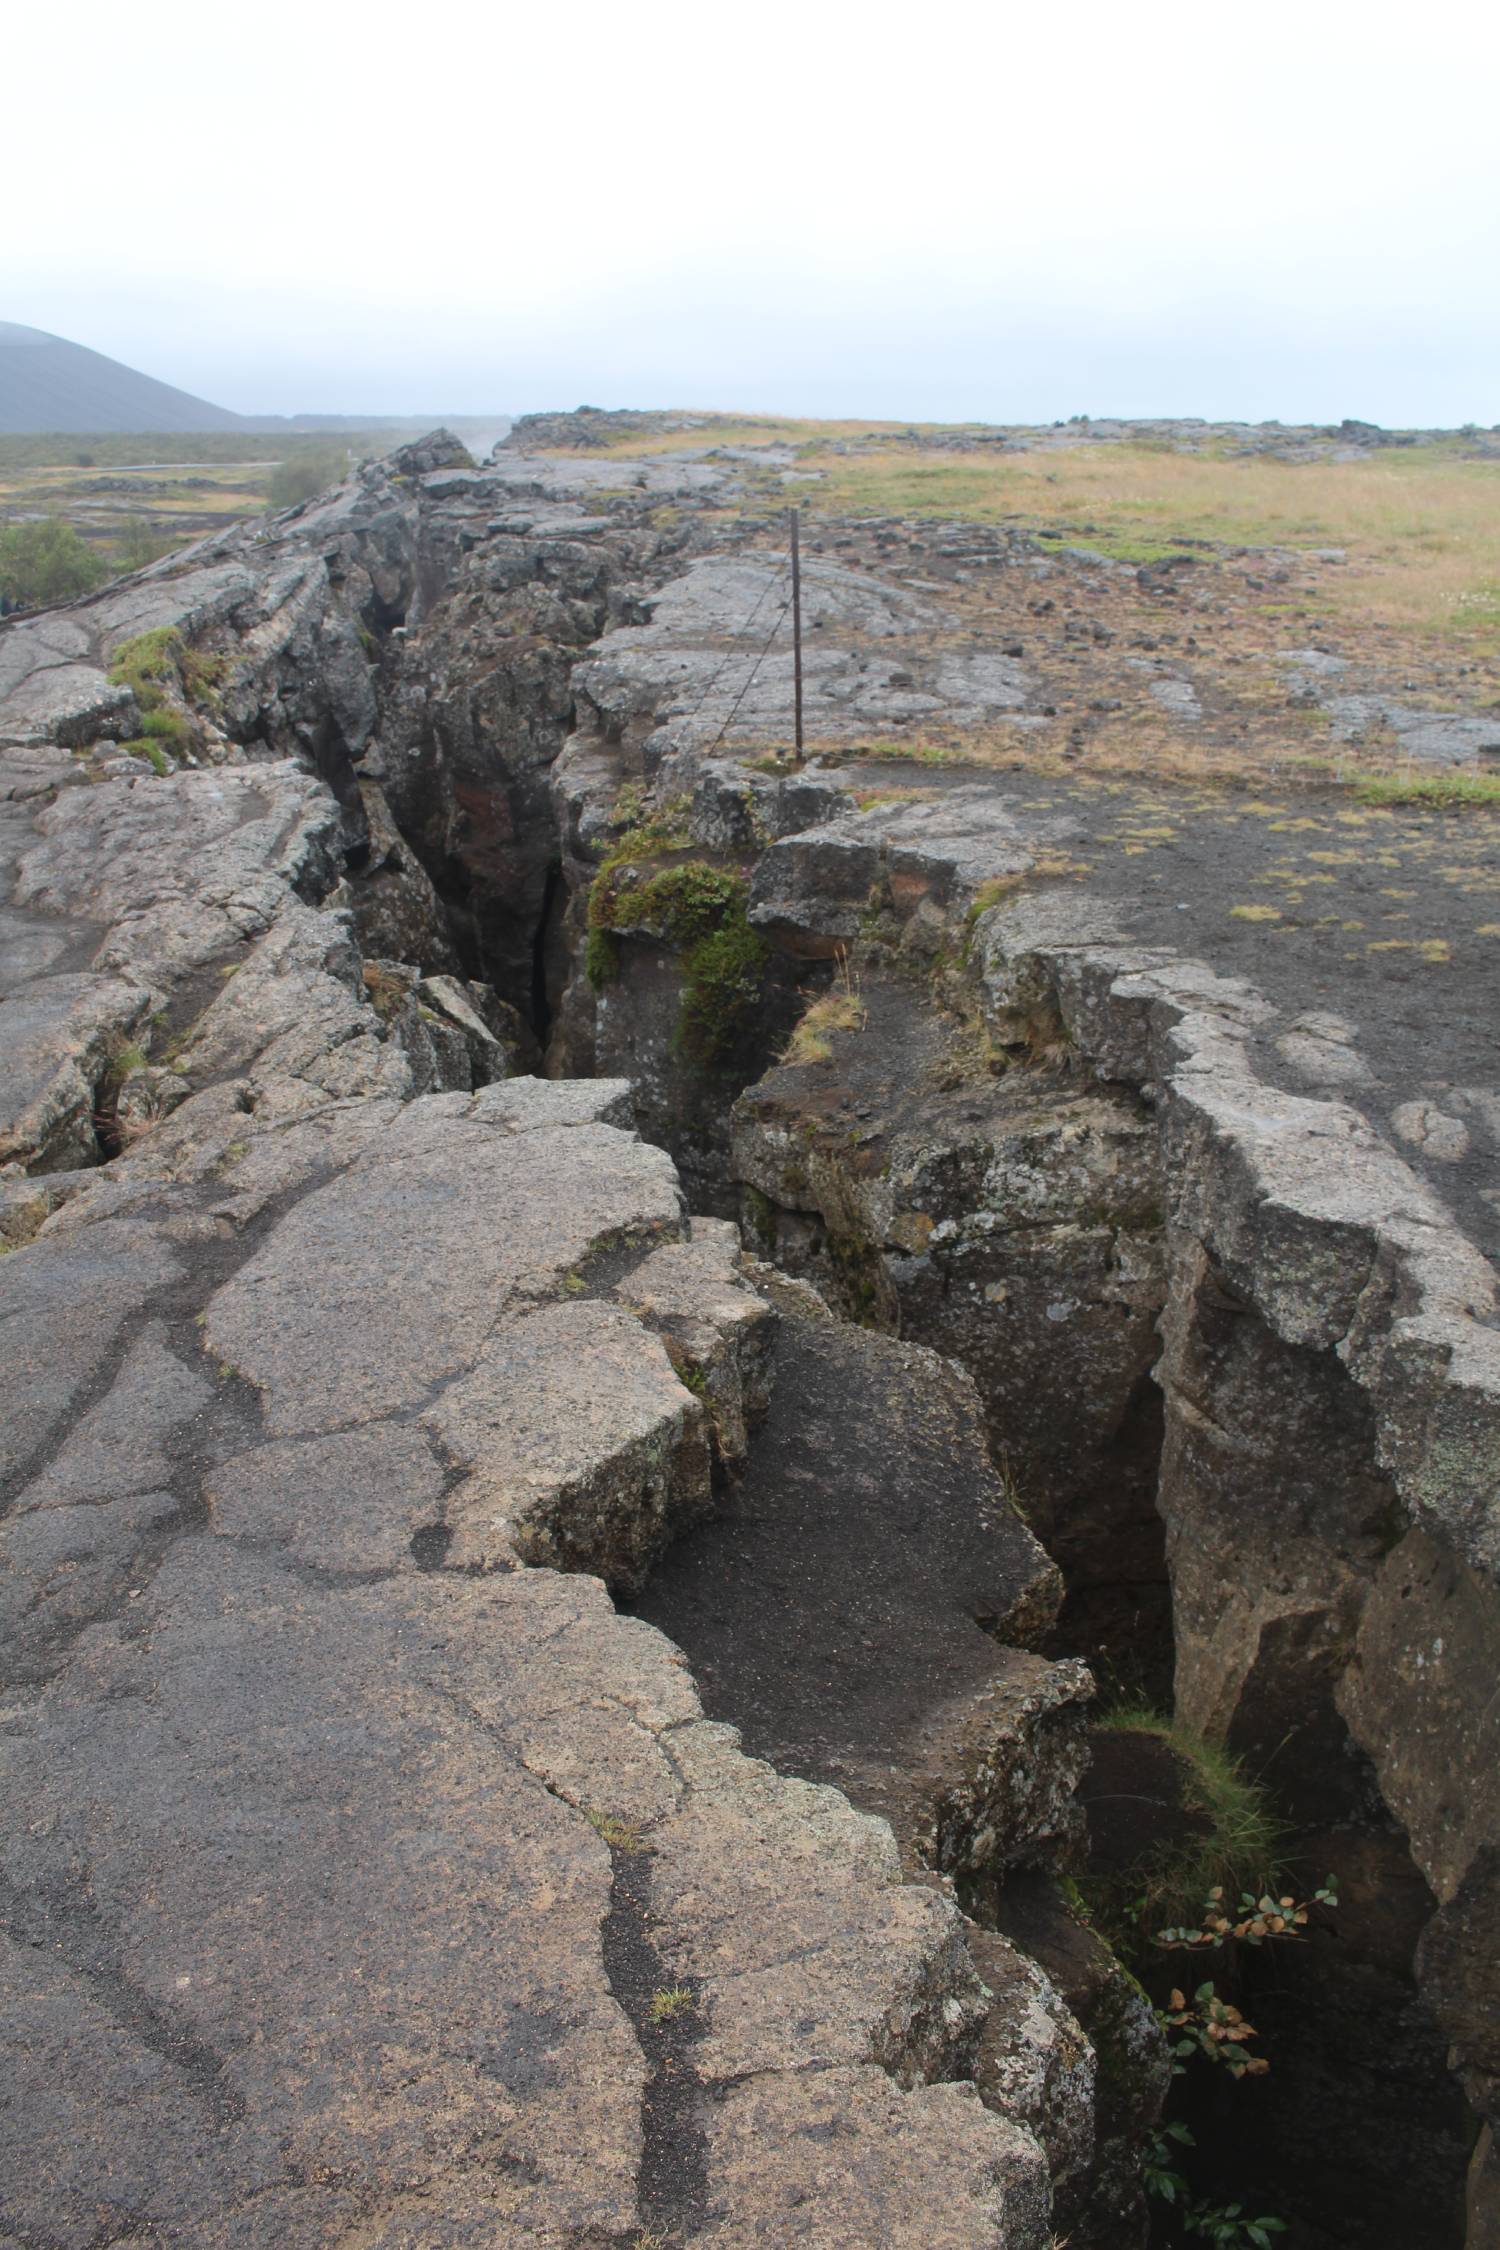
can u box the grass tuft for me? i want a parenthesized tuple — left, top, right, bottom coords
(781, 953, 865, 1066)
(1084, 1707, 1287, 1957)
(585, 1809, 646, 1854)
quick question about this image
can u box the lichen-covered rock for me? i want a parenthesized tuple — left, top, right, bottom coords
(968, 1923, 1097, 2188)
(917, 1653, 1095, 1877)
(702, 2067, 1052, 2250)
(427, 1298, 713, 1586)
(981, 1873, 1172, 2250)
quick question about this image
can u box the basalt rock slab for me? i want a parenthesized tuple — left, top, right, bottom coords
(1, 1077, 1053, 2250)
(967, 1923, 1097, 2192)
(0, 968, 151, 1170)
(613, 1223, 774, 1466)
(981, 1872, 1172, 2250)
(627, 1270, 1099, 2231)
(748, 788, 1036, 953)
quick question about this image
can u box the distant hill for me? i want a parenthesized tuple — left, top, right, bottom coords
(0, 322, 250, 435)
(0, 324, 513, 447)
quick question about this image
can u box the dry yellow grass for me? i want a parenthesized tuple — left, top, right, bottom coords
(526, 412, 949, 458)
(782, 954, 866, 1065)
(0, 461, 274, 512)
(535, 412, 1500, 653)
(803, 442, 1500, 647)
(815, 713, 1500, 806)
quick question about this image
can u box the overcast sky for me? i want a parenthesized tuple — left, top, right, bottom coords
(10, 0, 1499, 426)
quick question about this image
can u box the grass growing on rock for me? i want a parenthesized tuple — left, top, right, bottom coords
(781, 954, 866, 1065)
(1082, 1707, 1286, 1960)
(1353, 769, 1500, 808)
(121, 737, 171, 775)
(107, 627, 228, 770)
(800, 439, 1500, 648)
(587, 816, 771, 1069)
(109, 624, 228, 713)
(361, 962, 412, 1023)
(591, 859, 747, 949)
(585, 1809, 646, 1853)
(140, 705, 192, 751)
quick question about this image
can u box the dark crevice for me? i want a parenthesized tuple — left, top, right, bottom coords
(595, 1839, 710, 2245)
(91, 1079, 125, 1162)
(530, 856, 564, 1043)
(297, 712, 366, 829)
(1040, 1371, 1172, 1707)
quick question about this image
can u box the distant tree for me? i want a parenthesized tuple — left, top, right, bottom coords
(0, 517, 107, 609)
(112, 517, 182, 574)
(266, 449, 350, 510)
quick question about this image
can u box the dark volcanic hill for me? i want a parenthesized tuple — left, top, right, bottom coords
(0, 321, 247, 434)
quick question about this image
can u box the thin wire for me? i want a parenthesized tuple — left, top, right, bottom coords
(703, 596, 793, 759)
(675, 554, 789, 737)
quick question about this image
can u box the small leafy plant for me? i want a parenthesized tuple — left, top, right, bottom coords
(1143, 2119, 1196, 2203)
(1141, 1872, 1338, 2235)
(1188, 2205, 1287, 2248)
(1155, 1876, 1339, 1952)
(1162, 1982, 1268, 2080)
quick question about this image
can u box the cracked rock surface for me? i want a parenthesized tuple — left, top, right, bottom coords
(0, 1075, 1050, 2248)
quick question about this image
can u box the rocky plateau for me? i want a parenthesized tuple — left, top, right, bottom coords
(1, 417, 1497, 2250)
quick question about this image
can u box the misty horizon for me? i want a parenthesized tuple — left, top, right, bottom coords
(6, 310, 1498, 434)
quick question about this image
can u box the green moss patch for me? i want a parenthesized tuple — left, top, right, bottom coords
(108, 628, 227, 740)
(678, 908, 770, 1068)
(587, 838, 770, 1068)
(120, 737, 171, 776)
(590, 857, 744, 947)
